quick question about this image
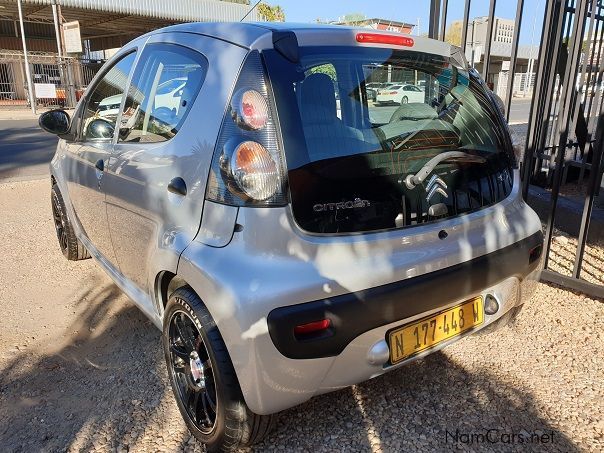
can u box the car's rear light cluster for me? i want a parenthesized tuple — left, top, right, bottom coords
(206, 51, 287, 206)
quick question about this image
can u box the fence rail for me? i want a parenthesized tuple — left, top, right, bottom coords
(431, 0, 604, 299)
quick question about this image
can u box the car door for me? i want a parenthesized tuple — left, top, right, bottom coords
(62, 50, 137, 266)
(408, 85, 424, 103)
(104, 36, 215, 292)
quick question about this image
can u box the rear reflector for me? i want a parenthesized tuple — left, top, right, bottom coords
(294, 319, 331, 336)
(529, 244, 543, 264)
(356, 33, 415, 47)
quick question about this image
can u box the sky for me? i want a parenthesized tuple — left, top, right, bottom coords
(267, 0, 545, 45)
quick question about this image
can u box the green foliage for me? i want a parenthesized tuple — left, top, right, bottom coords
(258, 3, 285, 22)
(308, 64, 337, 81)
(445, 21, 463, 47)
(342, 13, 366, 23)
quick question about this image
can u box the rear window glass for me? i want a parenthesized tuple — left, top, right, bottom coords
(264, 46, 514, 234)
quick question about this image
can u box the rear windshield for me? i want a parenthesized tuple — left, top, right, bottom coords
(263, 46, 514, 234)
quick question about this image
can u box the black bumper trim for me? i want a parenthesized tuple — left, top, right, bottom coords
(267, 231, 543, 359)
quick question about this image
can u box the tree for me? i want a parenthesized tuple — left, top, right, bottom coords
(342, 13, 366, 23)
(308, 64, 336, 81)
(445, 20, 463, 47)
(258, 3, 285, 22)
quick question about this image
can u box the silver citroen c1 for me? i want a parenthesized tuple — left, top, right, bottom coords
(39, 22, 543, 451)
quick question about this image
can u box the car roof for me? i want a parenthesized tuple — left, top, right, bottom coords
(150, 22, 456, 59)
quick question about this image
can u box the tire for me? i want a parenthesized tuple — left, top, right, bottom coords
(162, 287, 275, 452)
(401, 96, 409, 105)
(51, 183, 90, 261)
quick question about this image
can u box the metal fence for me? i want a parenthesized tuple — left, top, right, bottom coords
(0, 51, 103, 109)
(430, 0, 604, 299)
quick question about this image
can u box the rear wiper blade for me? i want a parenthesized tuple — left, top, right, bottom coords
(403, 151, 486, 189)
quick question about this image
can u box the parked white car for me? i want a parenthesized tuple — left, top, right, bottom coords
(97, 94, 122, 119)
(155, 77, 187, 111)
(376, 84, 425, 105)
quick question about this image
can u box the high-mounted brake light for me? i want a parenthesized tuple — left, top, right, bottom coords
(356, 33, 415, 47)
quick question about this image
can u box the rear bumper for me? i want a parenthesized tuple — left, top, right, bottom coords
(315, 266, 542, 395)
(267, 231, 543, 360)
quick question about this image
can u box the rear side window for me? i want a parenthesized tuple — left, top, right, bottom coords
(118, 43, 208, 143)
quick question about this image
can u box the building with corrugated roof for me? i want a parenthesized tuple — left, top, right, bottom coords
(0, 0, 258, 106)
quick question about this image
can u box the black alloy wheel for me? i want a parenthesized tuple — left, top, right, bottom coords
(51, 189, 69, 254)
(163, 287, 275, 451)
(50, 183, 90, 261)
(168, 310, 218, 434)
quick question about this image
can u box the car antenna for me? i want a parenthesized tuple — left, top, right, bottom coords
(240, 0, 262, 22)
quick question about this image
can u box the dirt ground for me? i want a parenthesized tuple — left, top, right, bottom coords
(1, 178, 603, 452)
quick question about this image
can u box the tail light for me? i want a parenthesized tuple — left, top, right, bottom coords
(230, 141, 279, 200)
(231, 89, 269, 130)
(206, 51, 287, 207)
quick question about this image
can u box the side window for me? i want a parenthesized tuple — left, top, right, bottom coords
(118, 43, 208, 143)
(81, 52, 137, 141)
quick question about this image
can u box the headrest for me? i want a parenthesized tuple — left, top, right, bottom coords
(389, 103, 438, 123)
(299, 73, 337, 124)
(178, 69, 204, 113)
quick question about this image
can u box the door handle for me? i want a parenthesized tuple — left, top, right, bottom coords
(167, 177, 187, 196)
(95, 159, 104, 172)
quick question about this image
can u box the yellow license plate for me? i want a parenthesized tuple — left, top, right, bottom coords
(388, 297, 484, 364)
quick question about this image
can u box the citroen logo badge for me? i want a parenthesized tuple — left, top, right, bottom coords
(426, 174, 448, 203)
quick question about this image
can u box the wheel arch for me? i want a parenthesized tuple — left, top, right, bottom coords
(155, 271, 190, 313)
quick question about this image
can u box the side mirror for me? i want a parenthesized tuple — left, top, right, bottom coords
(87, 118, 115, 140)
(39, 109, 70, 135)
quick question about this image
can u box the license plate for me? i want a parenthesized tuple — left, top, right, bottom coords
(388, 297, 484, 364)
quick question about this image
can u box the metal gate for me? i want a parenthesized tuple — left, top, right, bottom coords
(0, 62, 16, 101)
(0, 51, 104, 109)
(430, 0, 604, 299)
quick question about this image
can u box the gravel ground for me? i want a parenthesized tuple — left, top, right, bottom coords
(549, 233, 604, 286)
(1, 178, 603, 453)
